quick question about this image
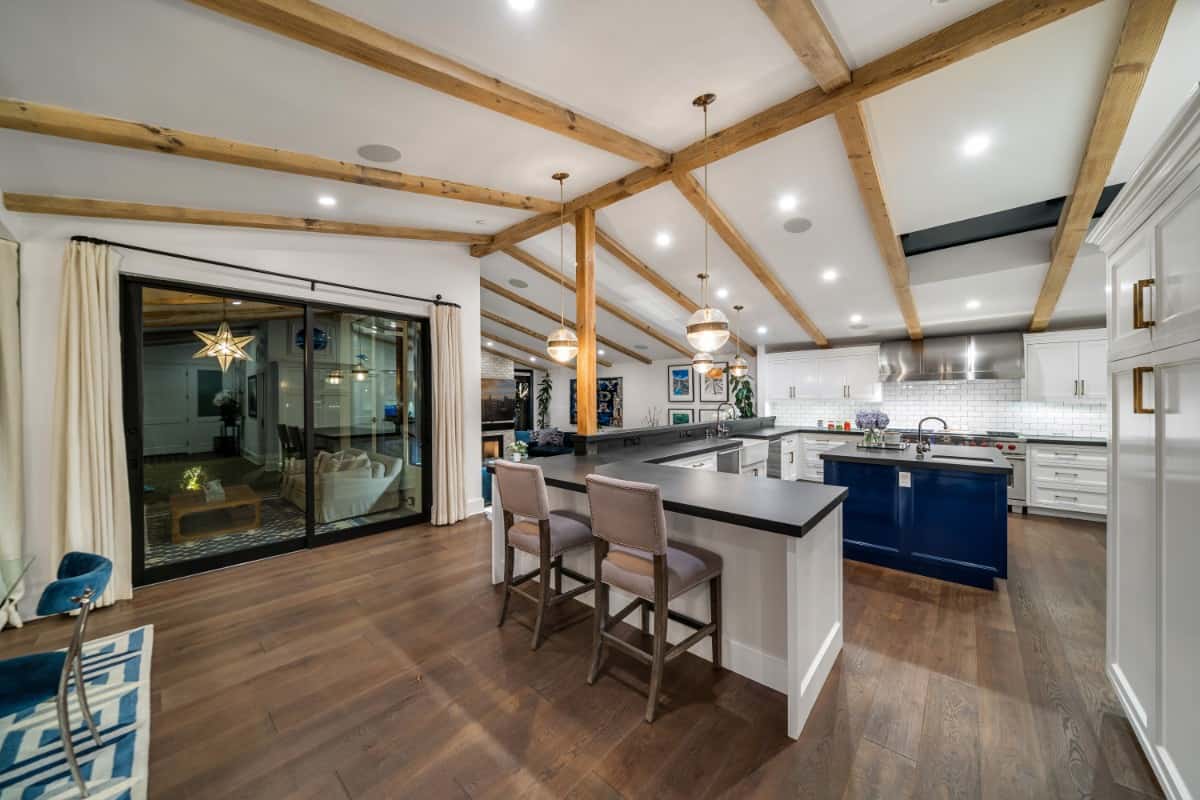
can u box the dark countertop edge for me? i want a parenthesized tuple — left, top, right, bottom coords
(734, 426, 809, 440)
(1024, 436, 1108, 447)
(819, 443, 1012, 475)
(641, 440, 743, 463)
(542, 473, 848, 538)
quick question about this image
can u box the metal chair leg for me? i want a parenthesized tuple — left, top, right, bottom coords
(74, 650, 102, 746)
(710, 574, 723, 670)
(498, 545, 514, 627)
(530, 549, 553, 650)
(57, 653, 88, 797)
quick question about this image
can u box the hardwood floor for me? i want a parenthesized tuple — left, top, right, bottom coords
(3, 512, 1162, 799)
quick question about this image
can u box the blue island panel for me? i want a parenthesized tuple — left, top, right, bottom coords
(824, 459, 1008, 589)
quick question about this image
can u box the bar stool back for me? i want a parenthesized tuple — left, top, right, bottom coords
(493, 460, 596, 649)
(584, 474, 723, 722)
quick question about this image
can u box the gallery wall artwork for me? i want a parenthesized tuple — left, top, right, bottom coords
(669, 408, 694, 425)
(667, 364, 694, 403)
(700, 362, 729, 403)
(570, 377, 623, 428)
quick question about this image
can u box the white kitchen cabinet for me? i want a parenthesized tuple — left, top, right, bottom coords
(808, 346, 881, 401)
(1024, 330, 1107, 401)
(767, 352, 820, 400)
(661, 452, 718, 472)
(769, 433, 801, 481)
(1028, 443, 1108, 516)
(793, 355, 822, 399)
(799, 434, 847, 482)
(1092, 89, 1200, 800)
(844, 350, 882, 400)
(818, 356, 850, 399)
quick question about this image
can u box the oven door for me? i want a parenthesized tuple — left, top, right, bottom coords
(1006, 455, 1027, 507)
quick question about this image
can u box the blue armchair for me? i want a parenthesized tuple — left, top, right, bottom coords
(0, 552, 112, 797)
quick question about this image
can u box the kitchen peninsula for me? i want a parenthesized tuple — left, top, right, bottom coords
(822, 442, 1013, 588)
(488, 419, 847, 739)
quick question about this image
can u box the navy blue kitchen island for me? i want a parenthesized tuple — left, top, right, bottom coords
(821, 443, 1012, 589)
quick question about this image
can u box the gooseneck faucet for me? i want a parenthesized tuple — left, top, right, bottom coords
(715, 402, 736, 438)
(916, 416, 948, 457)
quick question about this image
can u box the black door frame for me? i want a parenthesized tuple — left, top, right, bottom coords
(121, 275, 434, 587)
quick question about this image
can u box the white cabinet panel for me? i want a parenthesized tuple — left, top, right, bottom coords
(1030, 445, 1108, 471)
(1109, 359, 1158, 733)
(793, 355, 822, 399)
(845, 352, 882, 401)
(1109, 232, 1155, 360)
(1158, 349, 1200, 794)
(1155, 171, 1200, 351)
(1078, 340, 1108, 400)
(1027, 341, 1080, 400)
(818, 356, 849, 399)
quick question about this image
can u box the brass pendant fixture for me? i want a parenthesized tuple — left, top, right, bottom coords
(192, 299, 254, 372)
(692, 351, 715, 374)
(685, 92, 731, 356)
(327, 369, 344, 385)
(546, 171, 580, 363)
(729, 305, 749, 378)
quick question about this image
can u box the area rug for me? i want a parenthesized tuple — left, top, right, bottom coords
(0, 625, 153, 799)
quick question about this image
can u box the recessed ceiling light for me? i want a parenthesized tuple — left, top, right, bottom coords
(821, 268, 839, 283)
(509, 0, 535, 12)
(966, 298, 982, 310)
(317, 195, 337, 207)
(486, 341, 494, 347)
(756, 325, 768, 335)
(655, 231, 672, 248)
(783, 217, 813, 234)
(930, 0, 952, 5)
(715, 287, 729, 299)
(530, 356, 537, 361)
(778, 194, 798, 212)
(230, 299, 243, 306)
(598, 349, 606, 356)
(508, 278, 528, 289)
(961, 133, 991, 158)
(356, 144, 401, 163)
(850, 313, 863, 324)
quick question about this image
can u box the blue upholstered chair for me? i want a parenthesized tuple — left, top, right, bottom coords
(0, 552, 113, 797)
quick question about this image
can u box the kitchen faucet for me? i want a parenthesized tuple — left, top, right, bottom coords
(916, 416, 947, 457)
(716, 402, 735, 438)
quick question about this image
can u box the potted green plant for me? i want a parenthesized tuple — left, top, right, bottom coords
(536, 375, 553, 430)
(506, 440, 529, 462)
(730, 373, 755, 419)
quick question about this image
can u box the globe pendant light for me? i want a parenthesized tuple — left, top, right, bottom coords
(546, 172, 580, 363)
(327, 369, 344, 385)
(192, 298, 254, 372)
(685, 93, 730, 354)
(692, 351, 714, 374)
(729, 305, 750, 378)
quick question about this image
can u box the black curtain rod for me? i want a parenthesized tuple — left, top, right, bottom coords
(69, 235, 462, 309)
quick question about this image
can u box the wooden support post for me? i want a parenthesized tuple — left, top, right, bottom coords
(575, 207, 598, 436)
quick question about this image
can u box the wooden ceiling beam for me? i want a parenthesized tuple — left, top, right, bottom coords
(1030, 0, 1175, 331)
(834, 104, 922, 340)
(474, 0, 1104, 254)
(3, 193, 490, 243)
(755, 0, 851, 91)
(187, 0, 669, 167)
(499, 246, 693, 357)
(481, 309, 613, 367)
(480, 277, 652, 364)
(671, 173, 828, 347)
(0, 98, 557, 213)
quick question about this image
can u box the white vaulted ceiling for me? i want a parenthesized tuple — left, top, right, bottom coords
(1, 0, 1198, 354)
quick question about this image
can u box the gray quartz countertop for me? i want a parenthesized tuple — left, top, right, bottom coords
(734, 426, 810, 440)
(820, 443, 1013, 475)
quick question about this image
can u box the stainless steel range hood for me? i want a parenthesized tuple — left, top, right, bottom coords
(879, 332, 1024, 382)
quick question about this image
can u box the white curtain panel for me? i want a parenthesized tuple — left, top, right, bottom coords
(51, 241, 132, 607)
(431, 303, 466, 525)
(0, 240, 24, 628)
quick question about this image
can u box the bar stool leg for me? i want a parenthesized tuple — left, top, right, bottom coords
(641, 601, 650, 636)
(498, 544, 515, 627)
(531, 547, 553, 650)
(588, 541, 608, 685)
(553, 555, 563, 596)
(645, 555, 669, 723)
(710, 574, 723, 670)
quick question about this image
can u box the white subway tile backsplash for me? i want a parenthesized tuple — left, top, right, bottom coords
(769, 380, 1108, 438)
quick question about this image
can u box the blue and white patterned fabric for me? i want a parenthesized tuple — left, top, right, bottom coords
(0, 625, 153, 799)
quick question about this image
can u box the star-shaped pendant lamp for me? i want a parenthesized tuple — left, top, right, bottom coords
(193, 301, 254, 372)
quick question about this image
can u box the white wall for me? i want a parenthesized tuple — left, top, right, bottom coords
(11, 218, 482, 617)
(543, 355, 759, 430)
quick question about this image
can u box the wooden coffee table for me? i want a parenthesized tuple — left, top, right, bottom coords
(169, 485, 262, 543)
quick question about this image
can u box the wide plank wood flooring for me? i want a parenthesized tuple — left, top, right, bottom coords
(2, 512, 1162, 799)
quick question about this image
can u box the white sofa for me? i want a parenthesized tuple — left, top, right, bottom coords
(282, 449, 404, 523)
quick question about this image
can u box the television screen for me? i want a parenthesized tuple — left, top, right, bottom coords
(481, 378, 517, 423)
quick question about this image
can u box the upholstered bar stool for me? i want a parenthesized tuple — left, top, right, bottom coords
(584, 474, 723, 723)
(493, 460, 596, 650)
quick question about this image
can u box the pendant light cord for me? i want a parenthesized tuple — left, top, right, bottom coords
(702, 101, 710, 309)
(558, 176, 566, 328)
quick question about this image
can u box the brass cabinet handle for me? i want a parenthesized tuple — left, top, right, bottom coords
(1133, 278, 1155, 329)
(1133, 365, 1155, 414)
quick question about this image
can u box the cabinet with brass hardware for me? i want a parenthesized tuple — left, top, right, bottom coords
(1091, 90, 1200, 800)
(1027, 443, 1107, 516)
(1023, 329, 1107, 401)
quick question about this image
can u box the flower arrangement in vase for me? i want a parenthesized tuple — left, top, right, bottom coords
(855, 409, 891, 446)
(506, 440, 529, 462)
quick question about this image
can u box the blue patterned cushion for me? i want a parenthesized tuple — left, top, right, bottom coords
(535, 428, 564, 447)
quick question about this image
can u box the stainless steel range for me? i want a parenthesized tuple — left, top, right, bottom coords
(899, 429, 1027, 511)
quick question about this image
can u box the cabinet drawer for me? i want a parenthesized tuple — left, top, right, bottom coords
(1031, 484, 1107, 514)
(780, 435, 799, 453)
(1030, 446, 1107, 470)
(663, 453, 717, 471)
(1031, 465, 1108, 490)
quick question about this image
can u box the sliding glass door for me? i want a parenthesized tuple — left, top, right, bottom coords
(122, 278, 431, 585)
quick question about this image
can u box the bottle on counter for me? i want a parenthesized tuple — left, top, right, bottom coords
(843, 420, 851, 431)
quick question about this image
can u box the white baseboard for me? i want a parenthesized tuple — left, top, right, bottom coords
(1108, 662, 1187, 800)
(789, 621, 842, 739)
(466, 497, 486, 518)
(1027, 506, 1106, 523)
(724, 637, 789, 693)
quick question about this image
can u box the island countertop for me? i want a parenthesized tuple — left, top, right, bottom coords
(820, 442, 1013, 475)
(493, 447, 847, 538)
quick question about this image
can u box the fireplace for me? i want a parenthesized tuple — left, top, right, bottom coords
(482, 433, 504, 461)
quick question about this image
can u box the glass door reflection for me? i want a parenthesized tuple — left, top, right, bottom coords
(308, 310, 425, 535)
